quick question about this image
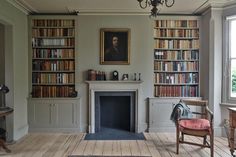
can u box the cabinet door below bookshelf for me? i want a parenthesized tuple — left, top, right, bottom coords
(28, 98, 80, 131)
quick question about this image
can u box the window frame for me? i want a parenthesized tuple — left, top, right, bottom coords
(222, 15, 236, 103)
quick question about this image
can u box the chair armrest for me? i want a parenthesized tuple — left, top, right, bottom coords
(176, 108, 181, 123)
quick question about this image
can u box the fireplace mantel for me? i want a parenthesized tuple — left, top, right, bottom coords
(86, 80, 143, 133)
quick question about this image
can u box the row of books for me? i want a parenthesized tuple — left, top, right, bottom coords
(154, 61, 199, 71)
(32, 73, 74, 84)
(154, 85, 199, 97)
(155, 39, 199, 49)
(32, 28, 74, 37)
(32, 38, 74, 47)
(32, 85, 75, 98)
(32, 19, 75, 27)
(87, 69, 107, 81)
(33, 49, 74, 59)
(155, 20, 198, 28)
(154, 29, 199, 38)
(154, 50, 199, 60)
(154, 73, 198, 84)
(32, 60, 74, 71)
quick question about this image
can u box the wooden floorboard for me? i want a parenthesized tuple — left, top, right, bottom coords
(0, 132, 232, 157)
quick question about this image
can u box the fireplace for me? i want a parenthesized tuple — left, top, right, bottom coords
(86, 81, 143, 133)
(95, 92, 135, 132)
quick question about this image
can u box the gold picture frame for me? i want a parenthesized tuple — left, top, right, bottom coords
(100, 28, 130, 65)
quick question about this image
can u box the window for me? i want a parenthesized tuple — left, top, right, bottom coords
(230, 19, 236, 97)
(223, 16, 236, 102)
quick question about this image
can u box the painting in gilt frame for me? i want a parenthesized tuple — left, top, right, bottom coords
(100, 28, 130, 65)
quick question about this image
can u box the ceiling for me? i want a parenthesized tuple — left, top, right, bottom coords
(9, 0, 236, 15)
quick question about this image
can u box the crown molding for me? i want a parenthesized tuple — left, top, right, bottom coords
(194, 0, 235, 15)
(6, 0, 37, 15)
(209, 0, 236, 7)
(223, 1, 236, 9)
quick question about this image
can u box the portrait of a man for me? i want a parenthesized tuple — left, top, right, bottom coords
(100, 28, 130, 65)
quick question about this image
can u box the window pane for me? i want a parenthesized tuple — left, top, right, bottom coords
(231, 59, 236, 97)
(231, 20, 236, 58)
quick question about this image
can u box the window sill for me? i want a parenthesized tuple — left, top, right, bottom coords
(220, 103, 236, 107)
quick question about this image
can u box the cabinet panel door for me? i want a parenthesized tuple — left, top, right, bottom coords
(56, 102, 76, 128)
(33, 102, 53, 127)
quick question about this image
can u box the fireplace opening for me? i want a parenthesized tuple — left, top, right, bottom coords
(95, 92, 135, 133)
(101, 96, 130, 130)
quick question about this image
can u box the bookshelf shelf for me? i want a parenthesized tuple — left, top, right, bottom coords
(32, 83, 75, 85)
(154, 27, 199, 30)
(154, 37, 199, 40)
(32, 58, 74, 60)
(154, 59, 198, 61)
(154, 70, 198, 73)
(33, 36, 75, 39)
(154, 83, 199, 85)
(33, 70, 75, 73)
(30, 18, 76, 98)
(154, 48, 199, 51)
(33, 46, 75, 48)
(153, 19, 200, 97)
(32, 26, 75, 28)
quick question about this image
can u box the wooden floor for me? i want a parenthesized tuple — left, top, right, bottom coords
(0, 132, 232, 157)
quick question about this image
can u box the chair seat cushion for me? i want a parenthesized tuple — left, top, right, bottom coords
(179, 118, 210, 131)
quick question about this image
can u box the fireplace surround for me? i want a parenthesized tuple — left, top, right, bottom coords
(86, 81, 143, 133)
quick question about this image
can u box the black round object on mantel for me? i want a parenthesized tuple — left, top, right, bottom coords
(112, 70, 119, 80)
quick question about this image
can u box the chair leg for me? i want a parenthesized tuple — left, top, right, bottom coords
(0, 139, 11, 153)
(181, 132, 184, 141)
(210, 134, 214, 157)
(203, 136, 207, 146)
(176, 128, 179, 154)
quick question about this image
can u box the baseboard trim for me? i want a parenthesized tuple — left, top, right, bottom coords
(14, 124, 28, 141)
(215, 126, 224, 137)
(80, 124, 88, 132)
(148, 126, 175, 133)
(138, 122, 148, 132)
(28, 127, 81, 133)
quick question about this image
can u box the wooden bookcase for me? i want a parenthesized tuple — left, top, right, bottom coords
(153, 19, 200, 97)
(30, 17, 76, 98)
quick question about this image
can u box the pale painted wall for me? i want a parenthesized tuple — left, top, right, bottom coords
(0, 24, 5, 130)
(200, 10, 211, 100)
(0, 24, 4, 84)
(200, 8, 223, 136)
(0, 1, 28, 140)
(210, 9, 223, 135)
(0, 23, 4, 108)
(77, 15, 153, 131)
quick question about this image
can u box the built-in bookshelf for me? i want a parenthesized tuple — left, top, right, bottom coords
(31, 18, 76, 98)
(153, 19, 199, 97)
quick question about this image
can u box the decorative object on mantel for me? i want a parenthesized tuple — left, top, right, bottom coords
(137, 0, 175, 17)
(122, 74, 129, 81)
(138, 73, 141, 81)
(133, 73, 142, 81)
(87, 69, 106, 81)
(112, 70, 119, 80)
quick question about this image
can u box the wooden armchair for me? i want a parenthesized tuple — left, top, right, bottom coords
(176, 99, 214, 157)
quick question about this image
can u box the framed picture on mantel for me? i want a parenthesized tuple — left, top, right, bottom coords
(100, 28, 130, 65)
